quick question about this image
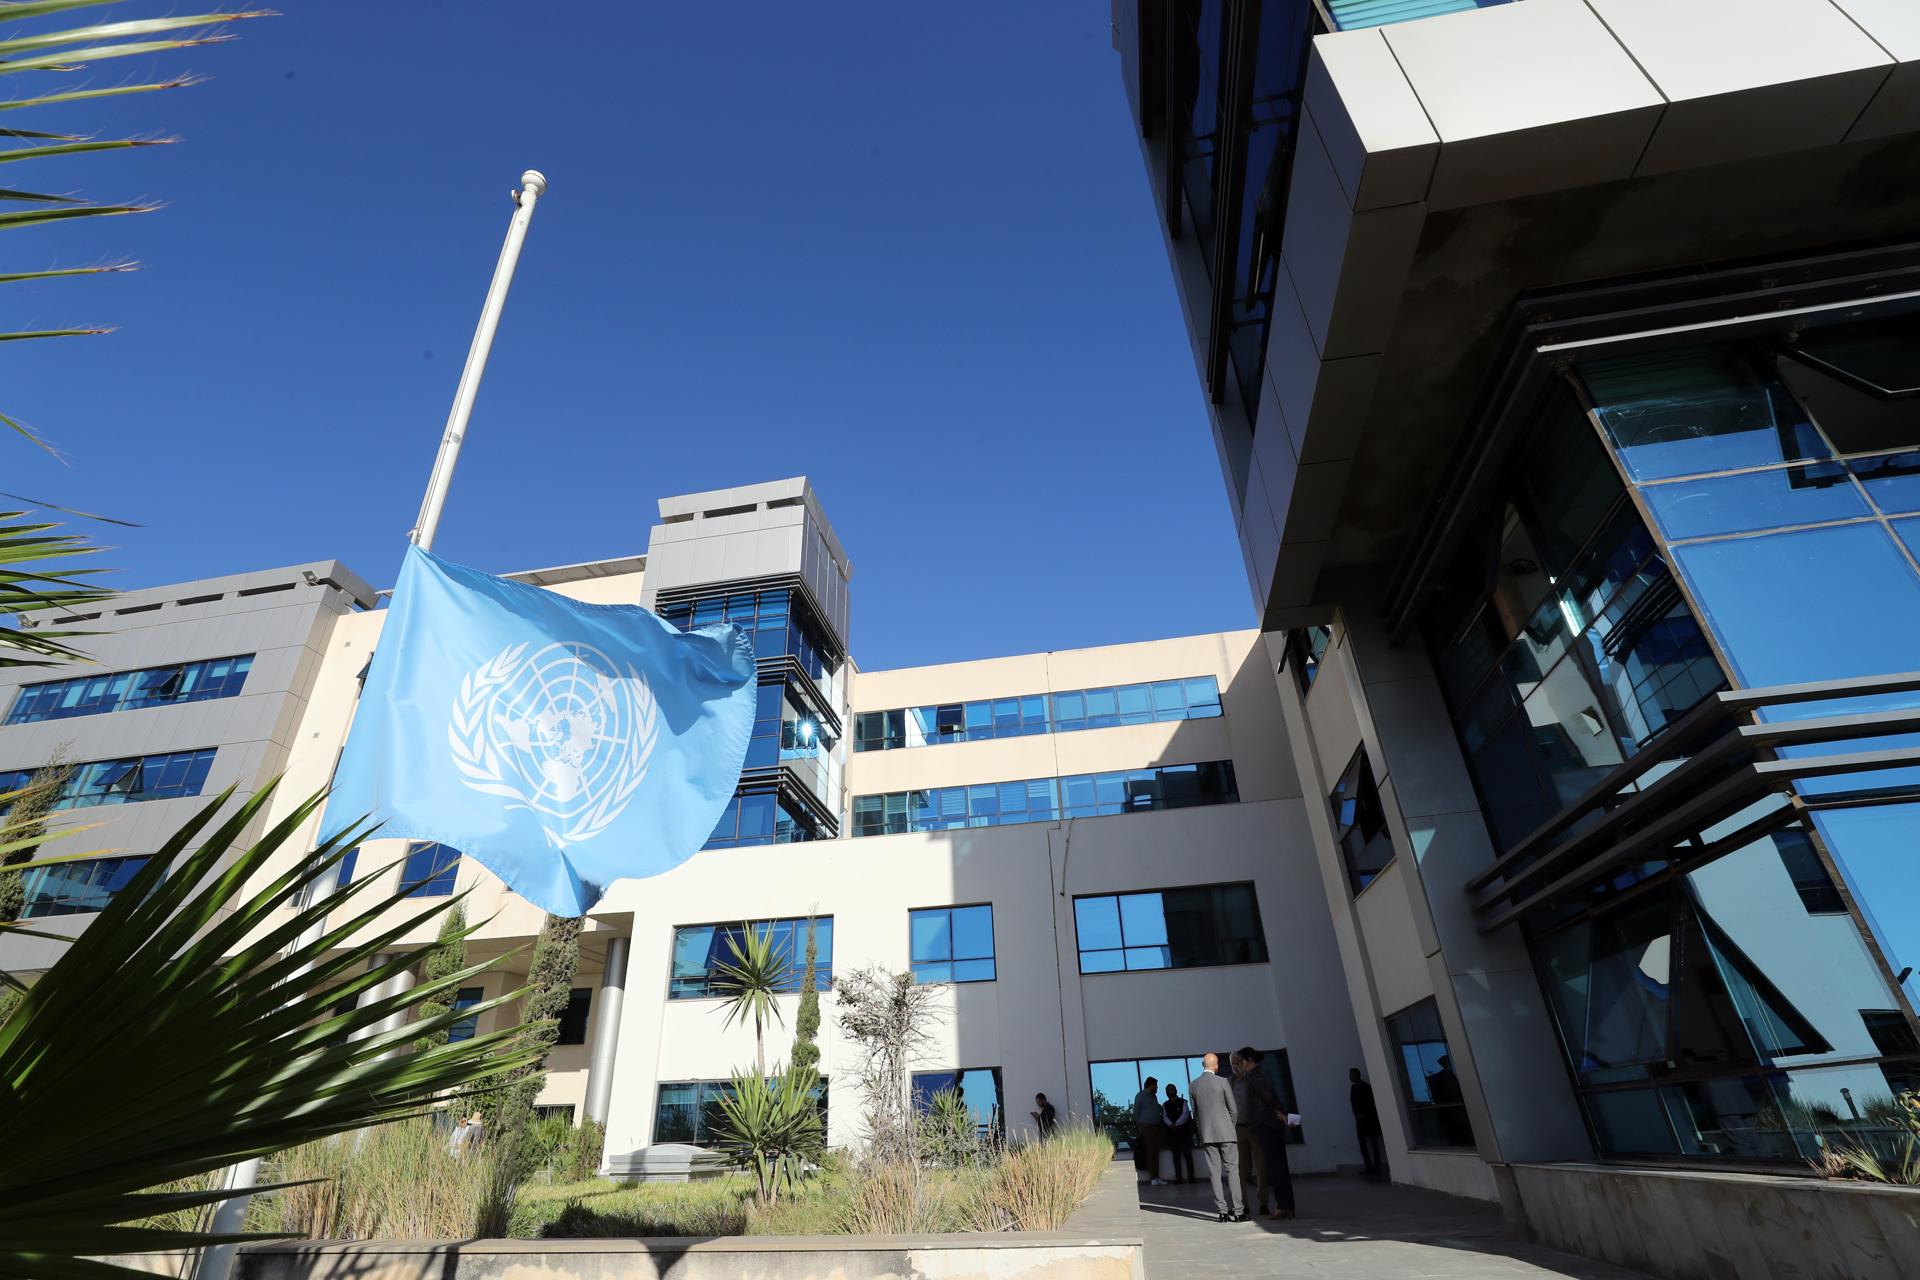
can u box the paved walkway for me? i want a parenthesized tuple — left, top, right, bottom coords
(1133, 1172, 1656, 1279)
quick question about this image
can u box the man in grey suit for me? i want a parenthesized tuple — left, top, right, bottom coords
(1189, 1052, 1244, 1222)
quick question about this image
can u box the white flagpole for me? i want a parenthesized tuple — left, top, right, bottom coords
(410, 168, 549, 553)
(195, 169, 549, 1280)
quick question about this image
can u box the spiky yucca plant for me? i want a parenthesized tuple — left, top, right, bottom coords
(0, 782, 538, 1276)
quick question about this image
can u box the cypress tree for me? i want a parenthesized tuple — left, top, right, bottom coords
(488, 912, 582, 1175)
(791, 915, 820, 1075)
(412, 902, 469, 1053)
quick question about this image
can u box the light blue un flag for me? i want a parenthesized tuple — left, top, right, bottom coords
(326, 545, 757, 916)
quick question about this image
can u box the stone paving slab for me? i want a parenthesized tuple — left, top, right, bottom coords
(1134, 1172, 1658, 1279)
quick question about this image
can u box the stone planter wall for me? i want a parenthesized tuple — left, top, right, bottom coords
(1493, 1161, 1920, 1280)
(234, 1161, 1144, 1280)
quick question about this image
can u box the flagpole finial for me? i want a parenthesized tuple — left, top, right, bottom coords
(520, 170, 548, 198)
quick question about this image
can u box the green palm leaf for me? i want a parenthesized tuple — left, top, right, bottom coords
(0, 782, 540, 1273)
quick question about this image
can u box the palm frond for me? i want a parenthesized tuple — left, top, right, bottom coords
(0, 74, 200, 112)
(0, 782, 541, 1271)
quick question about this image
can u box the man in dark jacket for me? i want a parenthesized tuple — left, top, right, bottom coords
(1233, 1047, 1295, 1218)
(1350, 1067, 1385, 1177)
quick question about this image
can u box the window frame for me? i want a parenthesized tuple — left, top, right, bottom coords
(1282, 627, 1331, 696)
(1072, 881, 1269, 975)
(667, 915, 834, 1001)
(908, 903, 997, 984)
(1330, 747, 1395, 895)
(1384, 996, 1476, 1150)
(399, 842, 461, 898)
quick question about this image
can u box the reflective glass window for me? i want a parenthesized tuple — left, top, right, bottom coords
(1089, 1051, 1299, 1149)
(910, 904, 997, 984)
(447, 986, 485, 1043)
(1, 748, 219, 815)
(851, 764, 1232, 837)
(911, 1067, 1003, 1138)
(555, 988, 592, 1046)
(667, 916, 832, 999)
(1384, 998, 1474, 1148)
(853, 677, 1224, 752)
(1584, 344, 1827, 481)
(1074, 883, 1266, 973)
(400, 843, 460, 897)
(1331, 749, 1394, 893)
(5, 654, 254, 724)
(20, 853, 151, 918)
(1849, 451, 1920, 515)
(1642, 463, 1867, 542)
(1674, 522, 1920, 686)
(654, 1077, 826, 1147)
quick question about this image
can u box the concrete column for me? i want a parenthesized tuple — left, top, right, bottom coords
(347, 953, 394, 1043)
(583, 935, 630, 1125)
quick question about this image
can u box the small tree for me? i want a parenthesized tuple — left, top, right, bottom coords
(0, 757, 72, 925)
(834, 966, 941, 1166)
(713, 1061, 823, 1205)
(790, 915, 821, 1076)
(714, 922, 794, 1080)
(412, 903, 469, 1054)
(486, 911, 581, 1185)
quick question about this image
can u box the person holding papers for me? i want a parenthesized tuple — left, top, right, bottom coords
(1232, 1046, 1296, 1220)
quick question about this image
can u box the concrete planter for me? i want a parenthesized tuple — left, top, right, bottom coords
(232, 1163, 1144, 1280)
(1494, 1161, 1920, 1280)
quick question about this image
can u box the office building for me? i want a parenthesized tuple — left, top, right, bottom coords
(0, 478, 1374, 1176)
(1112, 0, 1920, 1265)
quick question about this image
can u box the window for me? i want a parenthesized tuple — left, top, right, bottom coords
(852, 676, 1223, 751)
(555, 988, 592, 1046)
(0, 748, 218, 814)
(910, 905, 995, 984)
(293, 846, 357, 910)
(1089, 1051, 1300, 1150)
(668, 916, 833, 999)
(4, 654, 254, 724)
(704, 789, 818, 849)
(1385, 998, 1474, 1148)
(20, 854, 150, 918)
(1330, 749, 1393, 893)
(851, 761, 1237, 837)
(654, 1077, 828, 1147)
(1775, 828, 1846, 914)
(1863, 1010, 1920, 1058)
(1282, 627, 1331, 695)
(658, 587, 834, 683)
(911, 1067, 1004, 1137)
(532, 1104, 575, 1125)
(447, 986, 485, 1042)
(1074, 883, 1267, 973)
(400, 843, 460, 897)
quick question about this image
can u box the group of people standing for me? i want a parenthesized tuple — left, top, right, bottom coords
(1132, 1048, 1297, 1223)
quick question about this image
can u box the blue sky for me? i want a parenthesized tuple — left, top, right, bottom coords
(5, 3, 1251, 670)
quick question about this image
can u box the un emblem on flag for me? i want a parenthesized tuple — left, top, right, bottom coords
(448, 641, 659, 848)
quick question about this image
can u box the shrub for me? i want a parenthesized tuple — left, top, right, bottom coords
(565, 1119, 607, 1183)
(959, 1125, 1113, 1231)
(267, 1117, 506, 1239)
(1813, 1090, 1920, 1185)
(713, 1063, 825, 1204)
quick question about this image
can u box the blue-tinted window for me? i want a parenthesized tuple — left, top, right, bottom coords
(1090, 1052, 1299, 1150)
(852, 676, 1222, 751)
(851, 761, 1236, 837)
(20, 854, 150, 918)
(668, 916, 832, 999)
(659, 587, 833, 683)
(447, 986, 485, 1042)
(1324, 0, 1513, 31)
(910, 905, 995, 984)
(1074, 883, 1266, 973)
(1385, 998, 1474, 1148)
(1331, 749, 1394, 894)
(0, 748, 217, 814)
(704, 789, 818, 849)
(5, 654, 254, 725)
(1642, 463, 1868, 542)
(655, 1077, 827, 1147)
(400, 843, 460, 897)
(1585, 344, 1828, 481)
(911, 1066, 1003, 1136)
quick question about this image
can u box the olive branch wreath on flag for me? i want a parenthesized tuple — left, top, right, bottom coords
(446, 643, 660, 848)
